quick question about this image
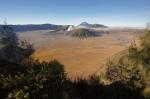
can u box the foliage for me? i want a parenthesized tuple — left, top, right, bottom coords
(0, 24, 34, 63)
(0, 45, 34, 63)
(139, 30, 150, 65)
(0, 59, 66, 99)
(143, 87, 150, 99)
(20, 40, 34, 50)
(7, 89, 29, 99)
(106, 54, 146, 90)
(105, 29, 150, 99)
(0, 23, 18, 46)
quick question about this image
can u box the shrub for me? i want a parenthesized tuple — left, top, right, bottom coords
(142, 87, 150, 99)
(0, 59, 66, 99)
(106, 54, 146, 91)
(7, 89, 29, 99)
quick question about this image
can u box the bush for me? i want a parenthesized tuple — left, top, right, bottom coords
(143, 87, 150, 99)
(104, 29, 150, 99)
(106, 51, 146, 91)
(0, 59, 66, 99)
(7, 89, 29, 99)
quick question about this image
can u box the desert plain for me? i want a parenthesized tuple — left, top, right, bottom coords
(18, 28, 143, 78)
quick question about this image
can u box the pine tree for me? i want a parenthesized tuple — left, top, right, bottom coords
(0, 22, 18, 46)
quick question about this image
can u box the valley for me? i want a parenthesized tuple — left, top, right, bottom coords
(18, 28, 143, 78)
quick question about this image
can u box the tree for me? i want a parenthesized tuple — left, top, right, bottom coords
(106, 53, 146, 91)
(0, 22, 34, 63)
(0, 22, 18, 46)
(139, 30, 150, 65)
(0, 59, 66, 99)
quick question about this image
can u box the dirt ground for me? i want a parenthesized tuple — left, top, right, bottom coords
(18, 29, 142, 78)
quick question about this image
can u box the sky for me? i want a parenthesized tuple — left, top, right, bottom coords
(0, 0, 150, 27)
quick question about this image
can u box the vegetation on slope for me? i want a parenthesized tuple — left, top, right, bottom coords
(70, 28, 96, 38)
(105, 30, 150, 99)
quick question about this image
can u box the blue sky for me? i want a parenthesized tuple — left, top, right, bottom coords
(0, 0, 150, 27)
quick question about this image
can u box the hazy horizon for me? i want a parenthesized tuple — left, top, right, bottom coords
(0, 0, 150, 27)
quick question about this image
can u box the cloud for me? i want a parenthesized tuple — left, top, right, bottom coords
(80, 17, 88, 20)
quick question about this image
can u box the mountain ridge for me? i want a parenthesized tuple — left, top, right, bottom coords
(0, 24, 62, 32)
(78, 22, 108, 28)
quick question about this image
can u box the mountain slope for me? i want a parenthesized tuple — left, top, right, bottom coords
(69, 28, 96, 38)
(78, 22, 108, 28)
(0, 24, 62, 32)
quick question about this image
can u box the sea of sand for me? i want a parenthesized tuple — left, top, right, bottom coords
(18, 28, 143, 78)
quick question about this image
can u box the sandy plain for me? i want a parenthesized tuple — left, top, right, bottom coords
(18, 28, 142, 78)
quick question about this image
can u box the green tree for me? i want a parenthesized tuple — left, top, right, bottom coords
(0, 59, 66, 99)
(0, 22, 18, 46)
(106, 54, 146, 91)
(139, 30, 150, 65)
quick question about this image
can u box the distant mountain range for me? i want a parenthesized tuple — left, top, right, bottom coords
(0, 22, 108, 32)
(78, 22, 108, 28)
(0, 24, 62, 32)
